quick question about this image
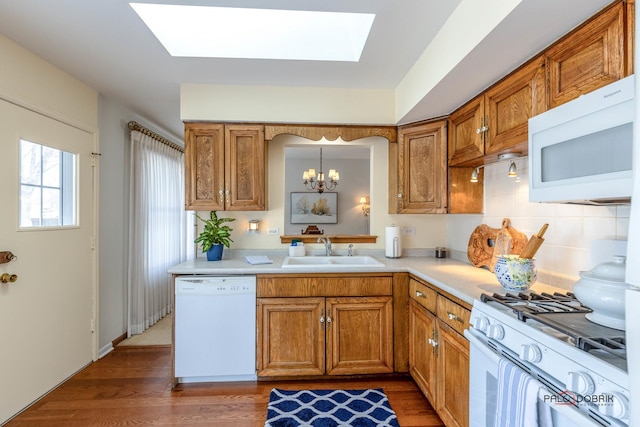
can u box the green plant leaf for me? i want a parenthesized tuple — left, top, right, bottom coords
(194, 211, 235, 251)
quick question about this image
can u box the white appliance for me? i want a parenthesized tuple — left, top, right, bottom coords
(465, 292, 629, 426)
(174, 276, 257, 383)
(624, 48, 640, 426)
(528, 75, 634, 205)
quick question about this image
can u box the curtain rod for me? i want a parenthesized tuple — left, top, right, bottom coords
(127, 121, 184, 153)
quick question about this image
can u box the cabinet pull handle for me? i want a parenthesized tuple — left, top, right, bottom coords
(415, 290, 426, 299)
(218, 185, 224, 205)
(326, 316, 332, 325)
(447, 311, 463, 323)
(225, 185, 230, 205)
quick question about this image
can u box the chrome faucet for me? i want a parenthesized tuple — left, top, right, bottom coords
(347, 244, 354, 257)
(318, 237, 332, 256)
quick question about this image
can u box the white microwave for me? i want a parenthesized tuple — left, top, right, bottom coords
(528, 75, 634, 205)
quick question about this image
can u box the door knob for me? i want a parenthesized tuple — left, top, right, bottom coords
(1, 273, 18, 283)
(0, 251, 17, 264)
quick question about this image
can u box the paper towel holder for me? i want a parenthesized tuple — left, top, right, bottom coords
(385, 225, 402, 259)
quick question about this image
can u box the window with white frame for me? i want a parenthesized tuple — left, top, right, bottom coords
(19, 139, 76, 228)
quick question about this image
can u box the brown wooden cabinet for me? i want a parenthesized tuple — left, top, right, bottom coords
(408, 278, 470, 427)
(448, 57, 546, 167)
(447, 95, 484, 167)
(256, 274, 394, 377)
(409, 299, 437, 404)
(484, 57, 546, 161)
(390, 120, 447, 214)
(546, 1, 627, 109)
(184, 123, 265, 211)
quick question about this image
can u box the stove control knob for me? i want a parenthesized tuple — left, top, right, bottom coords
(566, 371, 595, 395)
(598, 392, 629, 419)
(487, 324, 505, 340)
(519, 344, 542, 363)
(473, 316, 490, 332)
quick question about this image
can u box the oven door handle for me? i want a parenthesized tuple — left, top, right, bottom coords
(464, 328, 501, 364)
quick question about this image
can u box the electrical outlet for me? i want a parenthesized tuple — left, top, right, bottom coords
(402, 226, 416, 236)
(267, 227, 279, 235)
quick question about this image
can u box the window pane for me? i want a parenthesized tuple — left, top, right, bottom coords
(20, 185, 41, 227)
(19, 139, 77, 228)
(42, 146, 61, 188)
(42, 188, 61, 226)
(20, 140, 41, 185)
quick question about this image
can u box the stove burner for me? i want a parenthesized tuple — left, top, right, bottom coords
(481, 291, 626, 360)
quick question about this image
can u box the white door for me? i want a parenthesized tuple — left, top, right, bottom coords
(0, 99, 97, 423)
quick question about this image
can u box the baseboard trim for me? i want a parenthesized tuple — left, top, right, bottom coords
(99, 341, 117, 359)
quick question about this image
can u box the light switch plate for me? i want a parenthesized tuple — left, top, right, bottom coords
(267, 228, 279, 235)
(403, 227, 416, 236)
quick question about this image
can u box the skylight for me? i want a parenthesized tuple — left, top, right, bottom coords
(130, 3, 375, 62)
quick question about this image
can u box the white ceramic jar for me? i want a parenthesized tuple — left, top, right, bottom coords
(573, 255, 631, 330)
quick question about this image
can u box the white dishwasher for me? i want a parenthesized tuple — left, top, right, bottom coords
(174, 276, 257, 383)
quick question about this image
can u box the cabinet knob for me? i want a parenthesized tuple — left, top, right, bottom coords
(415, 290, 426, 299)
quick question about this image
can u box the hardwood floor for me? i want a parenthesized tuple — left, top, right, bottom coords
(7, 346, 444, 426)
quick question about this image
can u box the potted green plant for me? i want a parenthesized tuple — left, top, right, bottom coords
(194, 211, 235, 261)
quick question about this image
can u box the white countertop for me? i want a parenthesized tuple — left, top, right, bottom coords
(168, 253, 570, 305)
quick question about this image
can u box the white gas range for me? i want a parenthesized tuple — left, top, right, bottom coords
(465, 291, 629, 427)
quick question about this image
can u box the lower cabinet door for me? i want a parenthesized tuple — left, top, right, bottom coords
(409, 299, 437, 405)
(325, 297, 394, 375)
(257, 297, 325, 376)
(436, 320, 470, 427)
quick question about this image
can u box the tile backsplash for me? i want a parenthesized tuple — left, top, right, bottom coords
(446, 157, 630, 277)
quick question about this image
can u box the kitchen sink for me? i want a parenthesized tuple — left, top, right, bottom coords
(281, 255, 385, 269)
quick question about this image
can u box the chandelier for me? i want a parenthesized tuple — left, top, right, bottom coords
(302, 147, 339, 193)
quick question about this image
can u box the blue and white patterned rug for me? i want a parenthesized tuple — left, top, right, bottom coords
(265, 388, 400, 427)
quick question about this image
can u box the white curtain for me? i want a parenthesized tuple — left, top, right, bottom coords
(127, 130, 193, 336)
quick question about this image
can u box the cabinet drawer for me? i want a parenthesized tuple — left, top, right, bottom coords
(257, 274, 393, 297)
(409, 279, 437, 313)
(437, 295, 470, 335)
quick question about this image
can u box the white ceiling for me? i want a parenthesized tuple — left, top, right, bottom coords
(0, 0, 613, 140)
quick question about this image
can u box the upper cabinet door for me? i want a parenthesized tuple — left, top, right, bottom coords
(184, 123, 225, 211)
(396, 120, 447, 214)
(546, 2, 626, 109)
(484, 56, 546, 157)
(184, 123, 266, 211)
(225, 125, 266, 211)
(447, 95, 484, 167)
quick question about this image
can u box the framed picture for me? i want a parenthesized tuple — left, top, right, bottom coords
(290, 192, 338, 224)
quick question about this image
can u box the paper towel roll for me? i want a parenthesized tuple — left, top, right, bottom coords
(385, 225, 402, 258)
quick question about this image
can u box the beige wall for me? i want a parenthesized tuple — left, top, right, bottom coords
(181, 84, 396, 125)
(0, 34, 97, 129)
